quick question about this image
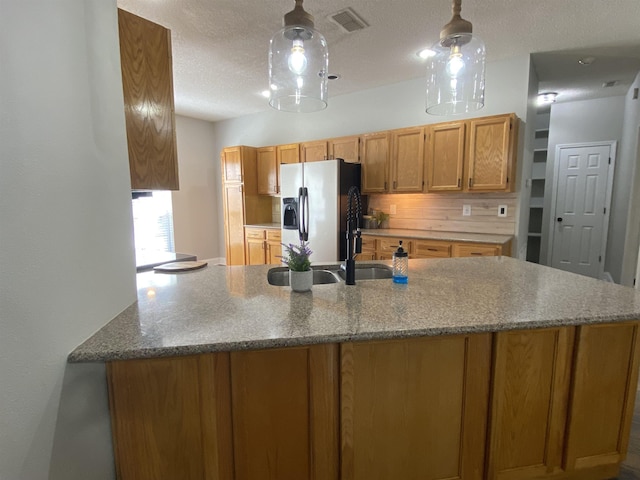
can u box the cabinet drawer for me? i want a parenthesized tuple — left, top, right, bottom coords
(413, 240, 451, 258)
(378, 238, 412, 254)
(266, 229, 281, 242)
(245, 228, 265, 240)
(361, 236, 376, 252)
(453, 243, 500, 257)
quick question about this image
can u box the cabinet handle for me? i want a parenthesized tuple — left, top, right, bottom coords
(393, 181, 397, 190)
(238, 185, 243, 193)
(470, 252, 483, 255)
(384, 181, 387, 190)
(427, 248, 438, 251)
(457, 178, 461, 188)
(468, 178, 472, 188)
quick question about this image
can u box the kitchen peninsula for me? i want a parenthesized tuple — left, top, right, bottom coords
(70, 257, 640, 480)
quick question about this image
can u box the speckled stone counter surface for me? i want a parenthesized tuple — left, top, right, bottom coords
(362, 228, 513, 244)
(245, 222, 280, 229)
(68, 257, 640, 363)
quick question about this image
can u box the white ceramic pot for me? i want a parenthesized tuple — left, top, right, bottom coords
(289, 269, 312, 292)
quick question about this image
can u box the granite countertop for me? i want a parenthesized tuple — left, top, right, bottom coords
(245, 223, 281, 229)
(68, 257, 640, 363)
(361, 229, 513, 244)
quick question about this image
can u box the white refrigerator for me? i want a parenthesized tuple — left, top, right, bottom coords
(280, 159, 361, 263)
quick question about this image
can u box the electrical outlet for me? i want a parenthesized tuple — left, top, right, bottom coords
(389, 204, 397, 214)
(498, 205, 507, 217)
(462, 205, 471, 216)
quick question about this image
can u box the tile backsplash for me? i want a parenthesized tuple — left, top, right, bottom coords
(367, 193, 518, 235)
(272, 197, 281, 224)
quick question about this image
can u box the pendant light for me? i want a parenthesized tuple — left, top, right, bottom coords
(425, 0, 485, 115)
(268, 0, 329, 113)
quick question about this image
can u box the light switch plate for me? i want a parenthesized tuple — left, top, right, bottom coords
(389, 204, 397, 214)
(462, 205, 471, 216)
(498, 205, 507, 217)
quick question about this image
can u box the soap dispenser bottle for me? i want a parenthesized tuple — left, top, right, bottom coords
(392, 240, 408, 284)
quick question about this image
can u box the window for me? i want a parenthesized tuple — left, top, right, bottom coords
(131, 191, 175, 258)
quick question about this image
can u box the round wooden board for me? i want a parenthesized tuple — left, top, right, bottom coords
(153, 261, 208, 273)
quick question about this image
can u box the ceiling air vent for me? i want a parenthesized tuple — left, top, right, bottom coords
(329, 8, 369, 33)
(603, 80, 619, 88)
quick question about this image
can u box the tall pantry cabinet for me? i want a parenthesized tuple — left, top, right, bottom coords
(221, 147, 272, 265)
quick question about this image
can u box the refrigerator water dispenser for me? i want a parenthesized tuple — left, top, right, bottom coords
(282, 197, 298, 230)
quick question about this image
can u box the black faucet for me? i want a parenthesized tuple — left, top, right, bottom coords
(345, 186, 362, 285)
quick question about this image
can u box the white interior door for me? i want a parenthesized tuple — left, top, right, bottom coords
(550, 143, 614, 278)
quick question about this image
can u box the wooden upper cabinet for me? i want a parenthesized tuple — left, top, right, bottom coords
(256, 146, 278, 195)
(221, 146, 244, 183)
(301, 140, 328, 163)
(360, 132, 390, 194)
(390, 127, 425, 193)
(222, 183, 246, 266)
(467, 114, 517, 192)
(329, 135, 360, 163)
(426, 122, 465, 192)
(276, 143, 300, 165)
(118, 9, 179, 191)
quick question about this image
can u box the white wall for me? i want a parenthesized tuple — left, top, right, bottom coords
(172, 115, 220, 261)
(212, 55, 532, 256)
(540, 97, 625, 279)
(0, 1, 134, 478)
(620, 73, 640, 286)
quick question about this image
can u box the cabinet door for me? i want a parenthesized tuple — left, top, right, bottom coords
(452, 243, 501, 257)
(329, 136, 360, 163)
(257, 147, 278, 195)
(223, 183, 246, 265)
(341, 334, 492, 480)
(221, 146, 243, 183)
(107, 354, 234, 480)
(245, 228, 266, 265)
(231, 344, 339, 480)
(266, 229, 282, 265)
(301, 140, 328, 163)
(118, 9, 179, 190)
(467, 115, 515, 192)
(487, 328, 575, 480)
(564, 322, 640, 472)
(426, 122, 465, 192)
(276, 143, 300, 164)
(360, 132, 390, 194)
(390, 127, 425, 193)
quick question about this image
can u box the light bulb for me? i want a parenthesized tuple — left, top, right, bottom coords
(288, 39, 307, 75)
(446, 45, 465, 77)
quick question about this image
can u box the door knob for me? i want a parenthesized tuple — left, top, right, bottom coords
(557, 217, 563, 222)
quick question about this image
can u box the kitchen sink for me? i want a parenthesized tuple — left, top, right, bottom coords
(267, 264, 393, 286)
(267, 267, 341, 286)
(336, 264, 393, 281)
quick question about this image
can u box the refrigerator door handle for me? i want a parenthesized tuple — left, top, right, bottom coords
(298, 187, 304, 242)
(303, 187, 309, 241)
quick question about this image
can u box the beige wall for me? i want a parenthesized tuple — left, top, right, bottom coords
(172, 115, 221, 261)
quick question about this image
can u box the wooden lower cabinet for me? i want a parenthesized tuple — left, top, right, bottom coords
(362, 235, 511, 260)
(106, 322, 640, 480)
(244, 228, 282, 265)
(487, 322, 640, 480)
(341, 335, 492, 480)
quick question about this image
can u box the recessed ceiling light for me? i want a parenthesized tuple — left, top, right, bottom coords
(578, 56, 595, 66)
(416, 48, 436, 59)
(537, 92, 558, 105)
(603, 80, 619, 88)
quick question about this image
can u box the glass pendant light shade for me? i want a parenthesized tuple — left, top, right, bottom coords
(425, 0, 486, 115)
(268, 2, 328, 113)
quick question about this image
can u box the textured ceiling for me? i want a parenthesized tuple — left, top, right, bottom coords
(117, 0, 640, 122)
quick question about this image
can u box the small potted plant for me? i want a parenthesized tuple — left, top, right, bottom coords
(281, 242, 313, 292)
